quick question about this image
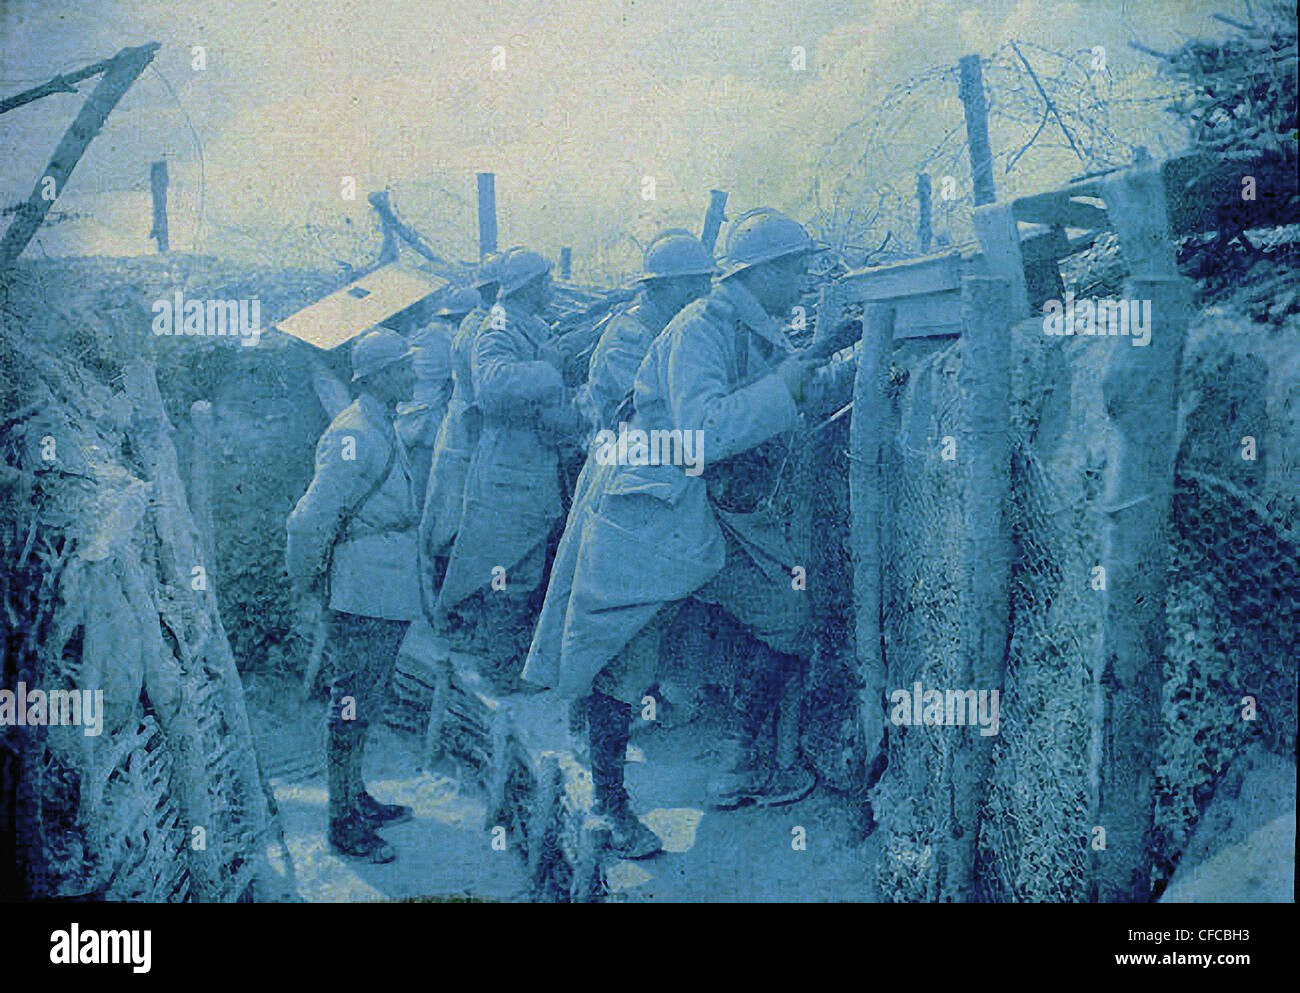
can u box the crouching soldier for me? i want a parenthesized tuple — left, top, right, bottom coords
(287, 329, 421, 863)
(523, 209, 860, 857)
(433, 248, 578, 689)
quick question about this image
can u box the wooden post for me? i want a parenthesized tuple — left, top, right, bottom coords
(1089, 161, 1187, 902)
(948, 275, 1014, 900)
(972, 203, 1031, 319)
(0, 44, 159, 269)
(476, 172, 498, 259)
(189, 400, 214, 565)
(701, 189, 728, 253)
(149, 160, 169, 253)
(916, 174, 932, 254)
(958, 55, 996, 208)
(850, 305, 895, 766)
(560, 246, 572, 280)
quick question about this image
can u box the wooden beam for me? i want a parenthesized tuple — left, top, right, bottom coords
(840, 250, 962, 302)
(1012, 193, 1111, 231)
(0, 51, 131, 115)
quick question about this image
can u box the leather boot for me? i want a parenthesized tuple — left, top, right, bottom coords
(350, 725, 412, 827)
(706, 726, 774, 809)
(327, 722, 395, 863)
(587, 690, 662, 860)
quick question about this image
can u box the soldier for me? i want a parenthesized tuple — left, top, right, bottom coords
(576, 229, 717, 435)
(419, 259, 502, 607)
(523, 209, 860, 858)
(397, 287, 479, 501)
(433, 249, 578, 688)
(535, 232, 717, 746)
(287, 329, 421, 863)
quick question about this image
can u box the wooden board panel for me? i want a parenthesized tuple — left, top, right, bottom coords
(892, 289, 964, 340)
(840, 250, 963, 302)
(273, 262, 449, 350)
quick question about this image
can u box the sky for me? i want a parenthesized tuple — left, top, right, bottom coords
(0, 0, 1247, 279)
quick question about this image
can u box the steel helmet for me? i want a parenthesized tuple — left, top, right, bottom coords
(719, 208, 826, 280)
(638, 229, 718, 282)
(434, 286, 483, 318)
(497, 248, 553, 296)
(472, 253, 504, 291)
(351, 327, 415, 382)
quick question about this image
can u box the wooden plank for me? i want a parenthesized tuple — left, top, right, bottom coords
(840, 250, 962, 303)
(1012, 192, 1111, 231)
(273, 262, 449, 350)
(891, 289, 963, 340)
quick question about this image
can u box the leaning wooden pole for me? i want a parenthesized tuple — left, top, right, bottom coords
(1089, 162, 1189, 902)
(948, 275, 1014, 900)
(0, 43, 159, 269)
(849, 305, 896, 768)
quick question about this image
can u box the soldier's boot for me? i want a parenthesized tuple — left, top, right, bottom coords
(327, 722, 395, 863)
(350, 725, 413, 827)
(751, 652, 816, 808)
(587, 690, 662, 860)
(706, 727, 774, 809)
(707, 688, 777, 809)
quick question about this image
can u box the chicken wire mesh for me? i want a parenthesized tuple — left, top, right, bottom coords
(862, 315, 1295, 902)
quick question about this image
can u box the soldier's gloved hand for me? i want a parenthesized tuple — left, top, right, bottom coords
(777, 356, 818, 404)
(809, 316, 863, 359)
(538, 400, 584, 440)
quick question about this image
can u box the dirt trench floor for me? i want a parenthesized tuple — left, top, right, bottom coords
(247, 675, 880, 903)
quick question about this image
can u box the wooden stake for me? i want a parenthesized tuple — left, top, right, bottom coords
(947, 275, 1014, 901)
(849, 305, 895, 766)
(701, 189, 729, 253)
(916, 173, 932, 254)
(476, 172, 498, 259)
(149, 160, 169, 253)
(1089, 161, 1188, 902)
(958, 55, 996, 208)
